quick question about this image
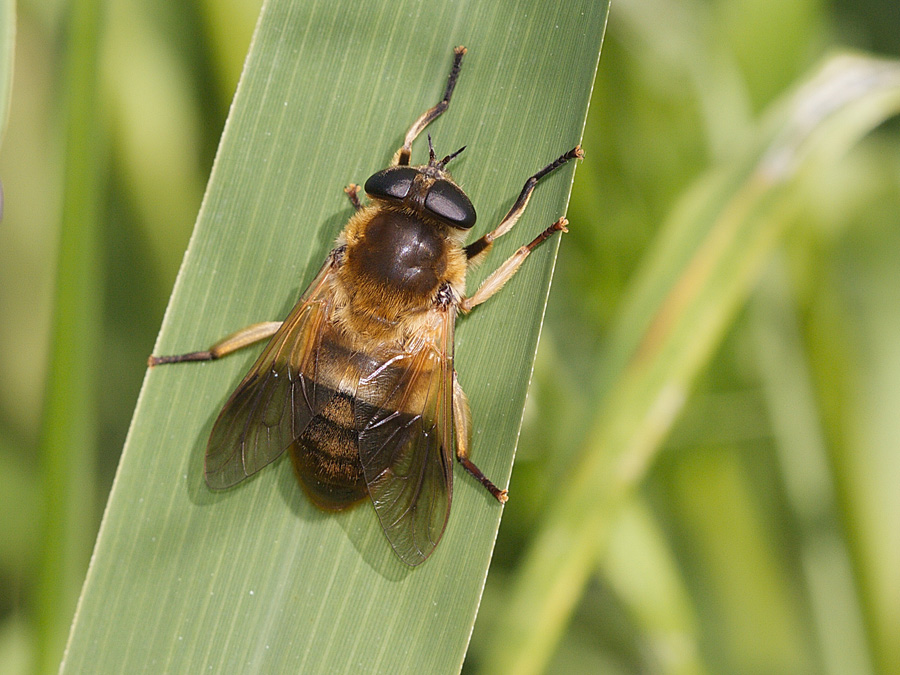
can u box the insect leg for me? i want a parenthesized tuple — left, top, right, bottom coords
(464, 146, 583, 265)
(343, 184, 363, 211)
(392, 46, 466, 167)
(148, 321, 282, 367)
(460, 219, 568, 313)
(453, 373, 508, 503)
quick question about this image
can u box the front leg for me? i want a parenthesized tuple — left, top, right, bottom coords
(464, 146, 582, 265)
(392, 46, 466, 166)
(344, 184, 363, 211)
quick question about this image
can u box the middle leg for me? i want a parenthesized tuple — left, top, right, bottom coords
(461, 218, 568, 313)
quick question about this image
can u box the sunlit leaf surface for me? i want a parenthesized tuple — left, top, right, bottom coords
(61, 1, 607, 671)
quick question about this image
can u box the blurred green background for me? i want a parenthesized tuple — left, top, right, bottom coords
(1, 0, 899, 673)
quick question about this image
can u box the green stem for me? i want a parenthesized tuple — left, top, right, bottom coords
(35, 0, 106, 672)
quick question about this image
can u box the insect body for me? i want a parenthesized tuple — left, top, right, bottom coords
(150, 47, 582, 565)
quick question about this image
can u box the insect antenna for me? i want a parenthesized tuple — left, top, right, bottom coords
(439, 145, 467, 168)
(426, 135, 467, 170)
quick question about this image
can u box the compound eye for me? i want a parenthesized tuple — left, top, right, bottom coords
(364, 167, 418, 201)
(424, 179, 476, 229)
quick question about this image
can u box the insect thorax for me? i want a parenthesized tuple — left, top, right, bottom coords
(350, 209, 448, 297)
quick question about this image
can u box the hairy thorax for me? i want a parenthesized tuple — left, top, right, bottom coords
(334, 207, 466, 342)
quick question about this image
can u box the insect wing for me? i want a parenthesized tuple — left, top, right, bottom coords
(357, 310, 454, 566)
(205, 263, 336, 489)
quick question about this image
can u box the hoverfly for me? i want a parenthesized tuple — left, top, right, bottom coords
(150, 47, 582, 566)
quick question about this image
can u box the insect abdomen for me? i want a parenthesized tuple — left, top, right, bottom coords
(289, 390, 368, 510)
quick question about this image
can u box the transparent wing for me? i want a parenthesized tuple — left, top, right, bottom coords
(357, 310, 455, 566)
(205, 262, 337, 489)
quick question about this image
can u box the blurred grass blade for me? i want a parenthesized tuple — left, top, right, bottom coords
(61, 1, 608, 672)
(602, 500, 707, 675)
(750, 258, 872, 675)
(196, 0, 262, 105)
(0, 0, 13, 145)
(0, 0, 15, 218)
(483, 53, 900, 674)
(36, 0, 106, 672)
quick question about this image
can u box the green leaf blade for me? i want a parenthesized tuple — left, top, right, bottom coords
(62, 1, 608, 672)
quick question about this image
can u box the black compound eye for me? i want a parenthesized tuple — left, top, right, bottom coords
(364, 167, 418, 201)
(424, 179, 476, 229)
